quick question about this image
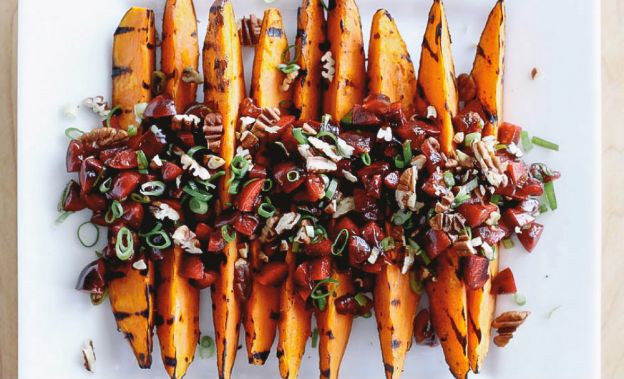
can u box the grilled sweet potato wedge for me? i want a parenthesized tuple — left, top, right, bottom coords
(466, 2, 506, 372)
(293, 0, 326, 120)
(373, 264, 419, 379)
(323, 0, 366, 121)
(156, 247, 200, 379)
(107, 259, 155, 368)
(162, 0, 200, 113)
(244, 241, 281, 365)
(112, 7, 156, 130)
(471, 0, 505, 137)
(250, 8, 292, 110)
(426, 251, 469, 379)
(367, 9, 418, 115)
(277, 250, 313, 379)
(202, 1, 246, 378)
(416, 0, 458, 156)
(316, 270, 354, 379)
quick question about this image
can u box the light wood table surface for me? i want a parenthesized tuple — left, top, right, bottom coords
(0, 1, 620, 378)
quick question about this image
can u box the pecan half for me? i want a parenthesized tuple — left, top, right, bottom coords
(395, 166, 419, 211)
(78, 127, 128, 149)
(492, 311, 530, 347)
(239, 14, 261, 46)
(203, 112, 223, 153)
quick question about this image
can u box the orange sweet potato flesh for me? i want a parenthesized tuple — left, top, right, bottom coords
(250, 8, 292, 110)
(156, 247, 200, 379)
(162, 0, 200, 113)
(323, 0, 366, 121)
(471, 0, 505, 137)
(466, 2, 505, 372)
(243, 240, 281, 365)
(107, 259, 155, 369)
(367, 9, 418, 115)
(293, 0, 326, 120)
(416, 0, 458, 156)
(277, 249, 313, 379)
(202, 1, 246, 378)
(316, 270, 354, 379)
(112, 7, 156, 130)
(426, 251, 469, 379)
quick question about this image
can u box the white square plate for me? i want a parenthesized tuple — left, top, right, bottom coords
(17, 0, 601, 378)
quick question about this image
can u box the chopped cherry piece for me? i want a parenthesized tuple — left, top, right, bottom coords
(503, 208, 536, 229)
(364, 174, 383, 199)
(361, 221, 384, 248)
(350, 104, 381, 126)
(498, 122, 522, 145)
(234, 259, 251, 301)
(277, 126, 300, 153)
(303, 239, 332, 257)
(473, 225, 507, 246)
(181, 255, 206, 280)
(195, 223, 212, 242)
(356, 161, 389, 178)
(380, 102, 407, 126)
(414, 308, 436, 346)
(348, 235, 371, 265)
(517, 223, 544, 252)
(273, 162, 305, 193)
(233, 214, 259, 237)
(507, 161, 529, 187)
(143, 94, 177, 119)
(340, 131, 373, 154)
(81, 192, 106, 214)
(513, 178, 544, 200)
(362, 93, 391, 114)
(249, 164, 268, 179)
(457, 203, 498, 228)
(207, 231, 226, 252)
(462, 255, 490, 290)
(491, 267, 517, 294)
(422, 170, 445, 197)
(161, 162, 183, 181)
(256, 262, 289, 287)
(335, 294, 373, 316)
(121, 202, 144, 229)
(293, 261, 313, 300)
(75, 259, 106, 295)
(353, 188, 381, 221)
(239, 97, 262, 118)
(108, 171, 141, 200)
(423, 229, 451, 259)
(79, 157, 104, 194)
(177, 131, 195, 148)
(310, 256, 332, 281)
(234, 179, 265, 212)
(383, 171, 400, 189)
(193, 270, 218, 289)
(136, 130, 167, 158)
(453, 109, 484, 134)
(105, 149, 138, 169)
(305, 174, 326, 202)
(63, 181, 86, 211)
(421, 139, 443, 173)
(494, 178, 516, 197)
(331, 216, 360, 239)
(66, 140, 84, 172)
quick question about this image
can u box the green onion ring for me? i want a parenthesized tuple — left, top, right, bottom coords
(115, 227, 134, 261)
(380, 236, 395, 251)
(310, 278, 339, 300)
(127, 125, 138, 137)
(402, 140, 412, 163)
(409, 271, 423, 294)
(131, 193, 151, 203)
(199, 335, 215, 359)
(136, 150, 148, 174)
(354, 293, 369, 306)
(106, 106, 121, 129)
(361, 152, 371, 166)
(391, 210, 412, 226)
(64, 127, 84, 140)
(311, 328, 319, 348)
(140, 181, 166, 196)
(183, 185, 212, 202)
(228, 180, 241, 195)
(324, 178, 337, 200)
(187, 146, 208, 158)
(262, 178, 273, 192)
(145, 230, 172, 249)
(331, 229, 349, 256)
(292, 128, 308, 145)
(77, 221, 100, 248)
(189, 197, 209, 214)
(99, 177, 112, 193)
(287, 170, 301, 183)
(258, 203, 276, 218)
(55, 211, 73, 225)
(221, 225, 236, 243)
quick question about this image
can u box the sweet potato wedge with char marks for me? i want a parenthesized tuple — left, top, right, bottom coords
(112, 7, 155, 130)
(250, 8, 293, 110)
(316, 270, 354, 379)
(367, 9, 418, 115)
(293, 0, 326, 120)
(162, 0, 200, 113)
(244, 240, 281, 365)
(416, 0, 458, 156)
(471, 0, 505, 137)
(323, 0, 366, 121)
(156, 247, 200, 379)
(202, 1, 246, 378)
(277, 249, 313, 379)
(426, 251, 469, 379)
(467, 2, 506, 372)
(107, 259, 155, 368)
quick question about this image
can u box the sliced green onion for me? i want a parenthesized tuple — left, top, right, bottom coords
(394, 154, 405, 169)
(291, 128, 308, 145)
(361, 152, 371, 166)
(228, 180, 241, 195)
(310, 278, 339, 300)
(331, 229, 349, 256)
(539, 204, 549, 214)
(199, 335, 215, 359)
(105, 200, 124, 223)
(443, 171, 455, 187)
(287, 170, 301, 182)
(262, 178, 273, 192)
(140, 181, 166, 196)
(55, 211, 73, 225)
(324, 178, 338, 199)
(274, 141, 289, 156)
(314, 296, 327, 311)
(145, 230, 172, 249)
(231, 155, 249, 178)
(531, 136, 559, 151)
(64, 127, 84, 140)
(278, 63, 301, 74)
(281, 44, 299, 64)
(402, 140, 412, 163)
(209, 170, 226, 181)
(316, 131, 338, 144)
(189, 197, 209, 214)
(136, 150, 148, 174)
(381, 237, 395, 251)
(77, 222, 99, 248)
(502, 238, 515, 249)
(221, 225, 236, 243)
(496, 143, 508, 150)
(521, 130, 533, 152)
(139, 222, 163, 237)
(544, 181, 557, 210)
(320, 114, 332, 129)
(513, 293, 527, 306)
(187, 145, 208, 158)
(311, 328, 319, 348)
(362, 311, 372, 319)
(115, 227, 134, 261)
(409, 271, 423, 294)
(464, 132, 481, 147)
(391, 210, 412, 226)
(106, 106, 121, 129)
(99, 177, 112, 193)
(127, 125, 138, 137)
(454, 192, 470, 207)
(354, 293, 369, 306)
(58, 181, 73, 211)
(131, 193, 151, 203)
(258, 203, 276, 218)
(183, 185, 212, 202)
(490, 194, 502, 205)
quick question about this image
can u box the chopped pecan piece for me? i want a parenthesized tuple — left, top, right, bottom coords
(492, 311, 530, 347)
(239, 14, 261, 46)
(203, 112, 223, 153)
(78, 127, 128, 149)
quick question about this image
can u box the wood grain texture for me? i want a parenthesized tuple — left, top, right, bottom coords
(0, 1, 620, 379)
(0, 0, 17, 377)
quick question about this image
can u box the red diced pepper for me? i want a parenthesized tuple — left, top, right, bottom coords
(192, 270, 218, 289)
(121, 202, 144, 229)
(353, 188, 381, 221)
(207, 231, 226, 253)
(423, 229, 451, 259)
(161, 162, 183, 181)
(81, 192, 107, 212)
(361, 221, 384, 248)
(513, 178, 544, 200)
(181, 255, 205, 280)
(195, 223, 212, 242)
(348, 235, 371, 265)
(310, 256, 332, 281)
(473, 225, 507, 246)
(362, 93, 391, 114)
(498, 122, 522, 145)
(503, 208, 536, 229)
(256, 262, 289, 287)
(507, 161, 529, 187)
(105, 149, 138, 169)
(517, 223, 544, 252)
(462, 255, 490, 290)
(234, 179, 265, 212)
(273, 162, 305, 193)
(66, 140, 84, 172)
(108, 171, 141, 200)
(303, 239, 332, 257)
(233, 214, 259, 237)
(305, 174, 326, 202)
(491, 268, 517, 294)
(331, 216, 360, 239)
(63, 180, 86, 211)
(457, 203, 498, 228)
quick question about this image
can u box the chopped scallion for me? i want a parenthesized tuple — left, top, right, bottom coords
(531, 136, 559, 151)
(331, 229, 349, 256)
(77, 222, 99, 248)
(521, 130, 534, 152)
(544, 181, 557, 210)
